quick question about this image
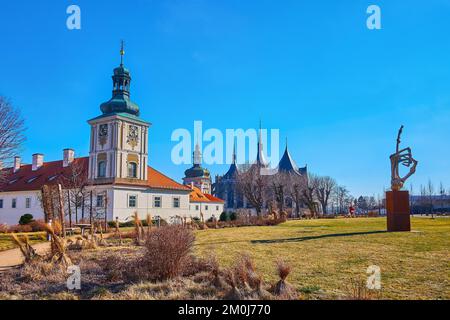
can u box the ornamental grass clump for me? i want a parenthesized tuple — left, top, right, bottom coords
(271, 259, 296, 299)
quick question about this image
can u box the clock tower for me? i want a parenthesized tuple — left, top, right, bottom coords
(88, 44, 150, 185)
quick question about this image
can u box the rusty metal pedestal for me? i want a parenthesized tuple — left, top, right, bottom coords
(386, 190, 411, 232)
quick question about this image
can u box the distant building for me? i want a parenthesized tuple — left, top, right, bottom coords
(213, 126, 308, 213)
(410, 195, 450, 214)
(182, 142, 212, 194)
(187, 184, 224, 221)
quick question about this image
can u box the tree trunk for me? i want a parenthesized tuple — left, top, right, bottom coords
(67, 190, 72, 227)
(57, 184, 66, 238)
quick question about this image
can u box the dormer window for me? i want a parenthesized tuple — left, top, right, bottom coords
(27, 176, 39, 184)
(8, 178, 19, 185)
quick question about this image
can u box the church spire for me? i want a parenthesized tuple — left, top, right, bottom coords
(193, 142, 202, 166)
(120, 40, 125, 66)
(255, 120, 267, 166)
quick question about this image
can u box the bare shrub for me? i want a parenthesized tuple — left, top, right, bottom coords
(138, 225, 195, 281)
(251, 275, 272, 300)
(20, 259, 66, 282)
(223, 269, 244, 300)
(8, 224, 33, 233)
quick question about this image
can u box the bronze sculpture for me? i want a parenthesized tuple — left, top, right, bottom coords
(389, 125, 418, 191)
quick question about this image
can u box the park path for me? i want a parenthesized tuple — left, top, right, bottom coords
(0, 232, 116, 272)
(0, 242, 51, 271)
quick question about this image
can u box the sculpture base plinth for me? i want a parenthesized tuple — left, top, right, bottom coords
(386, 190, 411, 232)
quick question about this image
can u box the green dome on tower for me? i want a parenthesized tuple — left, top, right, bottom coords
(100, 42, 140, 116)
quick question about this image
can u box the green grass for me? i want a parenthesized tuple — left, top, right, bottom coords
(0, 232, 46, 251)
(194, 217, 450, 300)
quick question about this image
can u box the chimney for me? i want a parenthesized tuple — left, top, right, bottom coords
(32, 154, 44, 171)
(63, 148, 75, 167)
(13, 156, 21, 173)
(0, 160, 3, 171)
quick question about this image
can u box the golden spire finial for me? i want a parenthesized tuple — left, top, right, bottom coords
(120, 40, 125, 66)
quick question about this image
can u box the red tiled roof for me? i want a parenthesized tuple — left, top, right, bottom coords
(204, 193, 225, 203)
(0, 157, 189, 192)
(0, 157, 89, 192)
(146, 167, 190, 191)
(187, 185, 224, 203)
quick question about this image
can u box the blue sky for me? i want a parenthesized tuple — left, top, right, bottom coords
(1, 0, 449, 197)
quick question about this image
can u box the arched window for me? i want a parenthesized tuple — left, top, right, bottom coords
(98, 161, 106, 178)
(128, 162, 138, 178)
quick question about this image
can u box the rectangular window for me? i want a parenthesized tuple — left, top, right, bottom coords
(216, 205, 219, 211)
(128, 195, 137, 208)
(96, 195, 104, 208)
(0, 199, 3, 209)
(153, 196, 161, 208)
(173, 197, 180, 208)
(205, 205, 208, 211)
(25, 198, 31, 209)
(12, 198, 17, 209)
(195, 205, 199, 211)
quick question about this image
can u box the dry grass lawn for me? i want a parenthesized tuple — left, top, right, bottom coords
(0, 232, 46, 251)
(194, 217, 450, 300)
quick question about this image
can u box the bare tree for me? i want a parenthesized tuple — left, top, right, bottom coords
(334, 185, 350, 214)
(59, 159, 89, 226)
(286, 172, 307, 218)
(0, 97, 26, 181)
(236, 165, 269, 217)
(315, 176, 336, 215)
(301, 174, 319, 218)
(427, 179, 435, 219)
(270, 172, 290, 214)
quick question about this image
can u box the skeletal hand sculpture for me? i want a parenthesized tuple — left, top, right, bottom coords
(389, 125, 418, 191)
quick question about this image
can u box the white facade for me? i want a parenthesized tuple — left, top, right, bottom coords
(0, 191, 41, 225)
(189, 202, 224, 221)
(109, 186, 190, 222)
(0, 185, 191, 225)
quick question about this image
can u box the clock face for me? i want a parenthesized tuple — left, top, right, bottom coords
(99, 124, 108, 137)
(128, 125, 139, 138)
(98, 124, 108, 147)
(127, 125, 139, 148)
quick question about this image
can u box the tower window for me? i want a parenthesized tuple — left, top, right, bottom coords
(98, 161, 106, 178)
(128, 162, 138, 178)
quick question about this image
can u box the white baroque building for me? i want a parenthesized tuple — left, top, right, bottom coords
(0, 50, 195, 225)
